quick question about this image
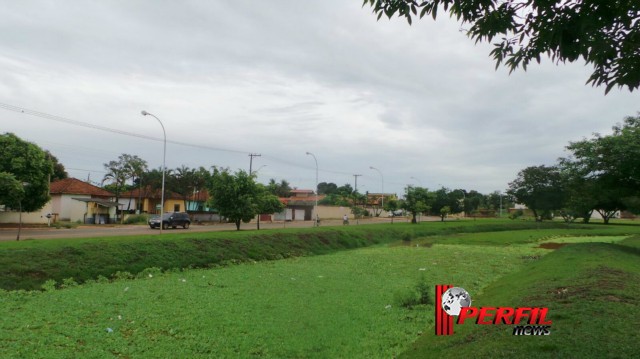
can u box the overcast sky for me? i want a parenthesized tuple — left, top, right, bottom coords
(1, 1, 637, 197)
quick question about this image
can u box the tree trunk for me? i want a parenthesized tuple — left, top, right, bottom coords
(411, 213, 417, 224)
(235, 220, 241, 231)
(532, 209, 541, 222)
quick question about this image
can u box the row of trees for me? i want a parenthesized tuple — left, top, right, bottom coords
(100, 155, 292, 223)
(507, 115, 640, 223)
(394, 187, 509, 223)
(314, 179, 510, 223)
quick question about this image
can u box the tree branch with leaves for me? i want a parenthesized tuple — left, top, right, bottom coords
(365, 0, 640, 93)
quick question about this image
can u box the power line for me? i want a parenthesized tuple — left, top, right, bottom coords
(0, 102, 406, 187)
(0, 102, 248, 155)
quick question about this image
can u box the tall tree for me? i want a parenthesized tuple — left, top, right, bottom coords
(102, 155, 129, 206)
(45, 150, 68, 181)
(465, 190, 484, 214)
(172, 165, 196, 212)
(266, 179, 292, 198)
(208, 168, 261, 230)
(317, 182, 338, 195)
(431, 187, 462, 221)
(190, 167, 212, 211)
(122, 154, 148, 212)
(256, 185, 286, 230)
(560, 115, 640, 222)
(0, 133, 52, 212)
(383, 198, 400, 224)
(507, 165, 566, 221)
(402, 186, 433, 223)
(0, 172, 25, 210)
(365, 0, 640, 93)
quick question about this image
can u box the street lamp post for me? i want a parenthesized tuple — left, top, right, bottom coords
(141, 111, 167, 235)
(306, 152, 318, 227)
(16, 182, 29, 241)
(369, 166, 384, 216)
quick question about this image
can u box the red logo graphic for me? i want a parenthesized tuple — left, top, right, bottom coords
(435, 284, 552, 336)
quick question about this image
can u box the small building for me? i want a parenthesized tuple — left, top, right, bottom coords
(366, 192, 398, 216)
(49, 178, 120, 224)
(277, 189, 325, 221)
(120, 186, 184, 214)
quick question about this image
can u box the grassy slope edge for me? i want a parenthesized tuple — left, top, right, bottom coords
(401, 236, 640, 358)
(0, 221, 602, 291)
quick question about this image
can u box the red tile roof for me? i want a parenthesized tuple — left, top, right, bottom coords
(279, 194, 325, 206)
(290, 189, 315, 194)
(189, 189, 210, 201)
(120, 186, 183, 200)
(50, 178, 114, 197)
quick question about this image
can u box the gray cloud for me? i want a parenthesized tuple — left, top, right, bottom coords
(0, 0, 637, 196)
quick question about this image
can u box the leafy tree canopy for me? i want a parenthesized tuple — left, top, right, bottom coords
(365, 0, 640, 93)
(0, 172, 25, 209)
(560, 114, 640, 218)
(507, 165, 565, 220)
(208, 168, 262, 230)
(266, 179, 292, 198)
(45, 151, 68, 181)
(403, 186, 433, 223)
(0, 133, 52, 211)
(317, 182, 339, 195)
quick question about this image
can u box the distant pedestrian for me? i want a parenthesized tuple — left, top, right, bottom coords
(343, 214, 349, 225)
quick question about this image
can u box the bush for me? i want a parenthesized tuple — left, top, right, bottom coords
(509, 209, 524, 220)
(125, 214, 150, 224)
(54, 221, 78, 229)
(394, 276, 431, 309)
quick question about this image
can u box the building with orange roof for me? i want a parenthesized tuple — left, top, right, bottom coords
(49, 177, 119, 224)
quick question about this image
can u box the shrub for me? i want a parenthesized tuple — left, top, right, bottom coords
(509, 209, 524, 220)
(394, 276, 431, 309)
(125, 214, 150, 224)
(41, 279, 57, 292)
(60, 277, 78, 288)
(112, 271, 134, 280)
(54, 221, 78, 229)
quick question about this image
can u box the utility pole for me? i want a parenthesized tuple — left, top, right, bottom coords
(248, 153, 262, 230)
(248, 153, 261, 174)
(353, 174, 362, 225)
(353, 174, 362, 192)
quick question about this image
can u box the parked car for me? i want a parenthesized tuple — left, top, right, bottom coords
(148, 212, 191, 229)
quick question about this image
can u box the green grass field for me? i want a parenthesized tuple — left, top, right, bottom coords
(1, 220, 639, 358)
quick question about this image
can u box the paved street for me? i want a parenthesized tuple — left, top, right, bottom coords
(0, 217, 429, 241)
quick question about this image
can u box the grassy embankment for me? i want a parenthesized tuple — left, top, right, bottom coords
(0, 219, 611, 291)
(402, 233, 640, 358)
(1, 220, 639, 357)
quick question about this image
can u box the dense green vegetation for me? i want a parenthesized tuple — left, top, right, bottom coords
(2, 220, 639, 357)
(0, 227, 557, 358)
(0, 132, 53, 212)
(402, 235, 640, 358)
(0, 220, 609, 291)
